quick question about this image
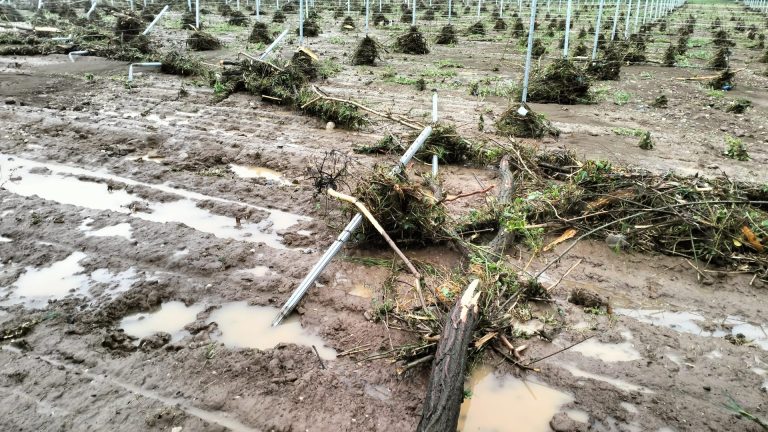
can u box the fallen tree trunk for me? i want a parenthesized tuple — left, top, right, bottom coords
(417, 280, 481, 432)
(487, 155, 516, 258)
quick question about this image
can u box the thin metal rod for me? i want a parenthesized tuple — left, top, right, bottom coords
(563, 0, 573, 57)
(299, 0, 303, 46)
(591, 0, 605, 60)
(128, 62, 162, 81)
(142, 5, 169, 35)
(431, 91, 438, 123)
(86, 0, 98, 19)
(521, 0, 538, 103)
(610, 0, 620, 41)
(259, 28, 289, 60)
(195, 0, 200, 29)
(633, 0, 640, 32)
(68, 50, 88, 62)
(623, 0, 632, 38)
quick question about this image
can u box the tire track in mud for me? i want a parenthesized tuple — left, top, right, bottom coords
(1, 346, 259, 432)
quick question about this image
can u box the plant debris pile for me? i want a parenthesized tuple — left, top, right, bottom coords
(341, 15, 355, 30)
(249, 21, 273, 44)
(114, 12, 143, 41)
(527, 59, 591, 104)
(228, 11, 249, 26)
(181, 11, 198, 29)
(348, 169, 448, 246)
(273, 10, 286, 23)
(467, 21, 486, 35)
(663, 43, 676, 67)
(160, 51, 208, 76)
(355, 124, 480, 165)
(299, 19, 321, 37)
(214, 49, 366, 129)
(709, 47, 730, 69)
(435, 25, 458, 44)
(352, 35, 380, 66)
(187, 30, 222, 51)
(651, 94, 668, 108)
(394, 26, 429, 55)
(726, 98, 751, 114)
(585, 42, 623, 80)
(638, 131, 653, 150)
(709, 67, 735, 90)
(0, 4, 24, 21)
(496, 103, 560, 138)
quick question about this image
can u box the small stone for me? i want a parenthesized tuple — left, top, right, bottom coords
(719, 126, 728, 132)
(4, 98, 16, 105)
(325, 121, 336, 130)
(703, 385, 711, 391)
(606, 233, 630, 250)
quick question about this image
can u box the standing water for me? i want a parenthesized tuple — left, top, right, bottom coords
(459, 366, 573, 431)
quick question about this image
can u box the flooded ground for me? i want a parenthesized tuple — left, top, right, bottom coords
(1, 2, 768, 431)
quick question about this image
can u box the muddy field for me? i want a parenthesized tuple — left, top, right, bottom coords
(2, 0, 768, 431)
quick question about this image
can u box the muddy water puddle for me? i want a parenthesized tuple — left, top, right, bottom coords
(80, 218, 133, 240)
(458, 366, 573, 431)
(561, 363, 653, 394)
(229, 164, 291, 185)
(126, 153, 165, 164)
(617, 308, 768, 351)
(120, 301, 205, 341)
(208, 302, 336, 360)
(0, 154, 308, 249)
(235, 266, 272, 278)
(570, 338, 642, 362)
(1, 252, 89, 308)
(0, 252, 139, 308)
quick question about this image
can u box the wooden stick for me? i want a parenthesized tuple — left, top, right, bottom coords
(326, 188, 426, 310)
(397, 354, 435, 375)
(443, 185, 495, 202)
(546, 259, 582, 292)
(303, 85, 423, 130)
(675, 67, 746, 81)
(236, 53, 285, 72)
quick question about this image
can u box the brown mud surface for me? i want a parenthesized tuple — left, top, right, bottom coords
(2, 3, 768, 432)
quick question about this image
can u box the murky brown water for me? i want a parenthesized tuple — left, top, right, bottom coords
(208, 302, 336, 360)
(458, 366, 573, 431)
(120, 301, 205, 341)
